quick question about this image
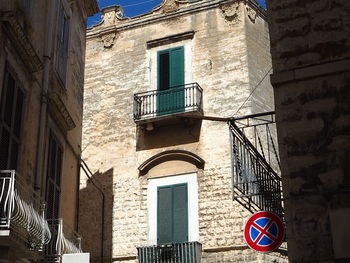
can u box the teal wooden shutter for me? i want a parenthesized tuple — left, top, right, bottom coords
(173, 184, 188, 243)
(170, 47, 184, 88)
(157, 46, 185, 115)
(157, 183, 188, 244)
(157, 186, 173, 244)
(170, 47, 185, 112)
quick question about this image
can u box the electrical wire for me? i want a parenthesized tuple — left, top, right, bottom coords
(119, 0, 159, 8)
(234, 67, 273, 116)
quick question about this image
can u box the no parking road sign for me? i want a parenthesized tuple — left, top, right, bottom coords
(244, 211, 284, 253)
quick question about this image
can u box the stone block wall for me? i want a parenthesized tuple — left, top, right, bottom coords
(81, 0, 287, 262)
(267, 0, 350, 72)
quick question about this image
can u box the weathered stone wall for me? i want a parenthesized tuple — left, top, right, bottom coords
(267, 0, 350, 262)
(245, 4, 274, 115)
(267, 0, 350, 73)
(81, 0, 287, 262)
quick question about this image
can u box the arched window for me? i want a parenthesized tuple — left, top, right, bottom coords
(139, 150, 204, 245)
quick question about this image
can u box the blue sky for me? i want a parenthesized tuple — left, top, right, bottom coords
(88, 0, 266, 27)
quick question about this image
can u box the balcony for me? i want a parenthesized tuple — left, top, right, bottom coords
(133, 83, 203, 124)
(45, 219, 82, 262)
(137, 242, 202, 263)
(0, 170, 51, 253)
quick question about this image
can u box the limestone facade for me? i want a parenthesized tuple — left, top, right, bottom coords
(81, 0, 287, 262)
(267, 0, 350, 262)
(0, 0, 98, 262)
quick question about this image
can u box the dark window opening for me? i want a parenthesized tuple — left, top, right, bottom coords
(56, 5, 70, 84)
(159, 52, 170, 90)
(46, 132, 63, 219)
(0, 68, 24, 170)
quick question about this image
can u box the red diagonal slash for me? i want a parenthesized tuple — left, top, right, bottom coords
(251, 220, 277, 244)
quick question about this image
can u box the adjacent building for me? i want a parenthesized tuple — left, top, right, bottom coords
(267, 0, 350, 262)
(80, 0, 287, 262)
(0, 0, 98, 262)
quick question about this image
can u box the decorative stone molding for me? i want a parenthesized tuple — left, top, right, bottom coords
(48, 92, 76, 131)
(220, 2, 240, 24)
(101, 5, 123, 27)
(162, 0, 179, 13)
(246, 5, 257, 23)
(147, 31, 195, 49)
(138, 150, 205, 176)
(0, 12, 43, 72)
(100, 32, 117, 48)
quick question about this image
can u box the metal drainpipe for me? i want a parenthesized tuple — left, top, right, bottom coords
(80, 159, 105, 263)
(34, 0, 56, 192)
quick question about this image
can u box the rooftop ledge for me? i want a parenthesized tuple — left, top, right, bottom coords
(87, 0, 266, 38)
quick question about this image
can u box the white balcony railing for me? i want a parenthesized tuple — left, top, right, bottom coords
(133, 83, 203, 121)
(0, 170, 51, 250)
(45, 219, 82, 262)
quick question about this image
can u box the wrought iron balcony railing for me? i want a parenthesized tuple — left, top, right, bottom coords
(137, 242, 202, 263)
(134, 83, 203, 121)
(229, 118, 284, 218)
(45, 219, 82, 262)
(0, 170, 51, 250)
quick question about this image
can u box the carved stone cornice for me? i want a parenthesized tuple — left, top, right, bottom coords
(162, 0, 179, 13)
(147, 31, 195, 49)
(246, 5, 257, 23)
(0, 11, 43, 72)
(101, 5, 123, 27)
(48, 92, 76, 132)
(87, 0, 267, 40)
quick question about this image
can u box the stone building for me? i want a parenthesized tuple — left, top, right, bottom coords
(266, 0, 350, 262)
(0, 0, 98, 262)
(80, 0, 287, 262)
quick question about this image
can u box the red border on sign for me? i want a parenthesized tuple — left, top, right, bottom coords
(244, 211, 284, 253)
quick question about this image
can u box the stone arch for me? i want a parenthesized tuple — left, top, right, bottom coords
(138, 150, 205, 176)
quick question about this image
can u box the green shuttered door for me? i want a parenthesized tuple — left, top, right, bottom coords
(157, 183, 188, 244)
(157, 46, 185, 115)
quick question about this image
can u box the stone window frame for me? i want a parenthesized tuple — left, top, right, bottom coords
(147, 172, 200, 246)
(147, 33, 194, 92)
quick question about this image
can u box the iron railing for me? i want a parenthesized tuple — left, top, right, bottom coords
(45, 219, 82, 262)
(134, 83, 203, 120)
(138, 242, 202, 263)
(233, 112, 280, 173)
(0, 170, 51, 250)
(229, 120, 284, 218)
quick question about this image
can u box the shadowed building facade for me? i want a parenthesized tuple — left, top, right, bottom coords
(267, 0, 350, 262)
(0, 0, 98, 262)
